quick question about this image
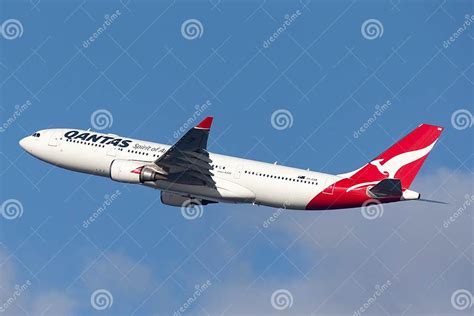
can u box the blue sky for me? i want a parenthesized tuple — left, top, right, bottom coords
(0, 0, 473, 315)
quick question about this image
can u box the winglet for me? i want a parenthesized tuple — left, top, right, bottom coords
(195, 116, 213, 130)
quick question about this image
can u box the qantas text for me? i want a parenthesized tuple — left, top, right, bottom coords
(64, 130, 132, 148)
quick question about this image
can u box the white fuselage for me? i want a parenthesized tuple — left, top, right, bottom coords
(20, 129, 342, 210)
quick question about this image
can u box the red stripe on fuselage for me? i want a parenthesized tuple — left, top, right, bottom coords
(305, 178, 399, 210)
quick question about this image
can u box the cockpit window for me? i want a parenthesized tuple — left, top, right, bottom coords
(31, 133, 41, 138)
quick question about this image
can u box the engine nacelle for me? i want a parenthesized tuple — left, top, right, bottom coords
(110, 160, 166, 183)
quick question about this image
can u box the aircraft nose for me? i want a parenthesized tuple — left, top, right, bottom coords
(19, 136, 32, 152)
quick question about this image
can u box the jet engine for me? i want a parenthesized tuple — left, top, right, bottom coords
(110, 159, 167, 183)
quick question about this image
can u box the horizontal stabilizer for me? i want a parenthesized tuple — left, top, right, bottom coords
(368, 178, 402, 198)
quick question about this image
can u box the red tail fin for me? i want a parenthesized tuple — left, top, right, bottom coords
(345, 124, 443, 189)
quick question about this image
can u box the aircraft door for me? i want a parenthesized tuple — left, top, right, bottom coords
(322, 178, 335, 195)
(48, 131, 61, 147)
(234, 165, 243, 179)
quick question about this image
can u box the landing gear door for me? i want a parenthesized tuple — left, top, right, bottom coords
(48, 131, 61, 147)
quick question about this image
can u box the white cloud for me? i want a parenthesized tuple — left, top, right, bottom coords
(81, 251, 155, 294)
(29, 291, 77, 315)
(0, 248, 77, 315)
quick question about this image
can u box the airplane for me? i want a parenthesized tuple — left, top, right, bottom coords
(19, 117, 444, 211)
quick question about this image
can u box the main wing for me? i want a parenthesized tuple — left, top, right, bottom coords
(153, 116, 215, 186)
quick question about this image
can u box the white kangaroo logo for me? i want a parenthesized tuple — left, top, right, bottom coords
(346, 140, 437, 192)
(370, 140, 437, 178)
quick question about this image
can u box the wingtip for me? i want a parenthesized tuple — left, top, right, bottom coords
(196, 116, 213, 129)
